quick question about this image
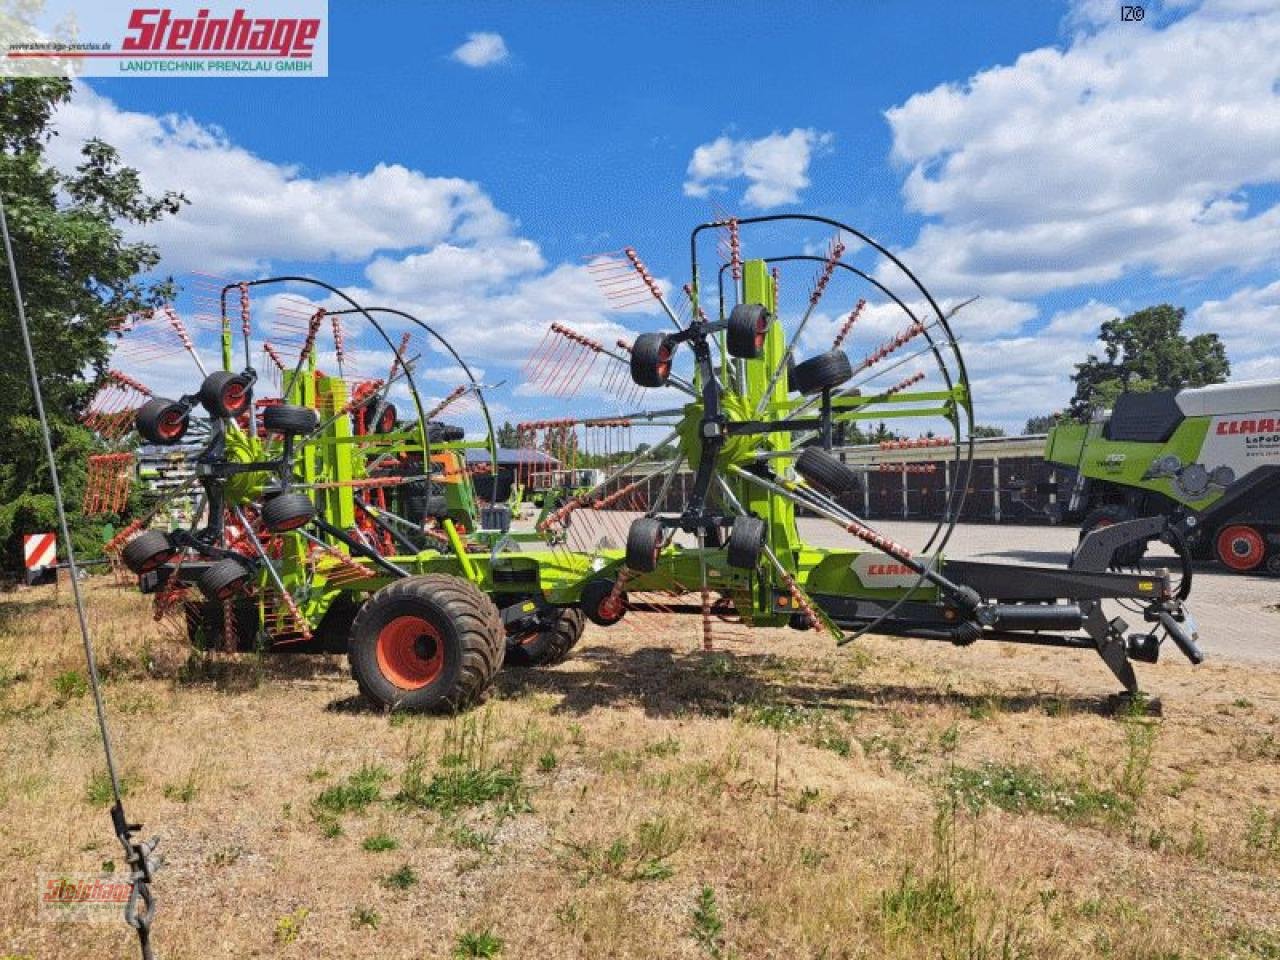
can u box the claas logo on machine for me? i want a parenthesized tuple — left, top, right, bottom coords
(1216, 417, 1279, 435)
(866, 563, 914, 576)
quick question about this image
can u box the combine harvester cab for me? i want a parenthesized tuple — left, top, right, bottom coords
(1047, 379, 1280, 574)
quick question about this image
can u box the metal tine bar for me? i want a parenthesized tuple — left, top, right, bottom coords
(522, 325, 557, 380)
(832, 298, 867, 350)
(283, 308, 326, 396)
(231, 504, 311, 642)
(755, 235, 846, 414)
(623, 248, 683, 331)
(160, 306, 208, 377)
(538, 445, 679, 537)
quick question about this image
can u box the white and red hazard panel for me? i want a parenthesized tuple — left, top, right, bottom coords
(23, 532, 57, 585)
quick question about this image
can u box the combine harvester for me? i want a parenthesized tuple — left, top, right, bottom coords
(90, 214, 1204, 711)
(1047, 380, 1280, 574)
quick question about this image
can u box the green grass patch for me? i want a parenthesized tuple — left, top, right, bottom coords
(398, 760, 524, 815)
(381, 864, 418, 890)
(453, 929, 503, 958)
(313, 762, 390, 815)
(947, 762, 1132, 824)
(361, 832, 398, 853)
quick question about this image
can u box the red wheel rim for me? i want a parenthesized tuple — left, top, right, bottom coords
(597, 593, 625, 623)
(273, 513, 311, 532)
(158, 409, 186, 440)
(222, 382, 248, 415)
(139, 550, 172, 573)
(656, 344, 671, 380)
(1217, 524, 1264, 571)
(754, 315, 768, 350)
(376, 615, 444, 689)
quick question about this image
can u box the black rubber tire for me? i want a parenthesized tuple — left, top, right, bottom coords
(372, 402, 398, 434)
(405, 492, 449, 521)
(348, 574, 504, 711)
(795, 447, 861, 496)
(427, 422, 465, 443)
(197, 557, 252, 601)
(726, 303, 771, 359)
(626, 517, 664, 572)
(261, 492, 315, 532)
(630, 332, 676, 388)
(726, 515, 767, 570)
(262, 403, 319, 436)
(135, 397, 189, 445)
(505, 608, 586, 668)
(198, 370, 253, 419)
(580, 578, 626, 626)
(121, 529, 174, 574)
(1079, 504, 1144, 567)
(791, 350, 853, 396)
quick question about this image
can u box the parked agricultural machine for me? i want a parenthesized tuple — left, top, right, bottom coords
(91, 214, 1204, 711)
(1046, 379, 1280, 574)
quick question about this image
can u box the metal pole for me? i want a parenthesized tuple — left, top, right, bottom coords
(1, 192, 157, 958)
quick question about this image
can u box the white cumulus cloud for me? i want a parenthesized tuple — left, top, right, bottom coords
(684, 128, 833, 209)
(450, 32, 508, 68)
(883, 0, 1280, 298)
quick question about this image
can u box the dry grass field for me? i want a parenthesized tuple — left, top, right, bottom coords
(2, 578, 1280, 959)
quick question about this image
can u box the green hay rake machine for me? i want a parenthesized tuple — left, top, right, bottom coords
(95, 214, 1204, 711)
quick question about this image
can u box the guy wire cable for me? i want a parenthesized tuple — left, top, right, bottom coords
(1, 191, 159, 960)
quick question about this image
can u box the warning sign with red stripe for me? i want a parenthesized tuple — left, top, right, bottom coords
(23, 532, 56, 571)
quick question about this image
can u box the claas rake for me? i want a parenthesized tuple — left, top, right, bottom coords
(100, 214, 1204, 713)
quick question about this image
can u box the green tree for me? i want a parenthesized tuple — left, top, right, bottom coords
(1024, 413, 1061, 435)
(495, 420, 519, 448)
(972, 424, 1006, 438)
(1068, 305, 1228, 419)
(0, 79, 184, 570)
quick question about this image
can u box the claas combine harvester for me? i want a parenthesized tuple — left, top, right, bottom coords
(90, 214, 1206, 711)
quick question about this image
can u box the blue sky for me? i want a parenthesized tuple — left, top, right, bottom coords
(46, 0, 1280, 433)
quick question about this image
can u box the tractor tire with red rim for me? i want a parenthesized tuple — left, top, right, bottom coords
(727, 303, 771, 359)
(197, 557, 252, 602)
(626, 517, 664, 573)
(580, 578, 627, 626)
(630, 332, 676, 388)
(261, 492, 315, 533)
(262, 403, 319, 436)
(198, 370, 253, 419)
(135, 397, 190, 445)
(1215, 524, 1266, 572)
(348, 573, 505, 711)
(1078, 504, 1144, 567)
(121, 529, 174, 574)
(504, 608, 586, 668)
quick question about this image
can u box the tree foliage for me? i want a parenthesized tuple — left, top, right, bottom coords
(1068, 305, 1229, 419)
(0, 79, 184, 570)
(1023, 413, 1062, 435)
